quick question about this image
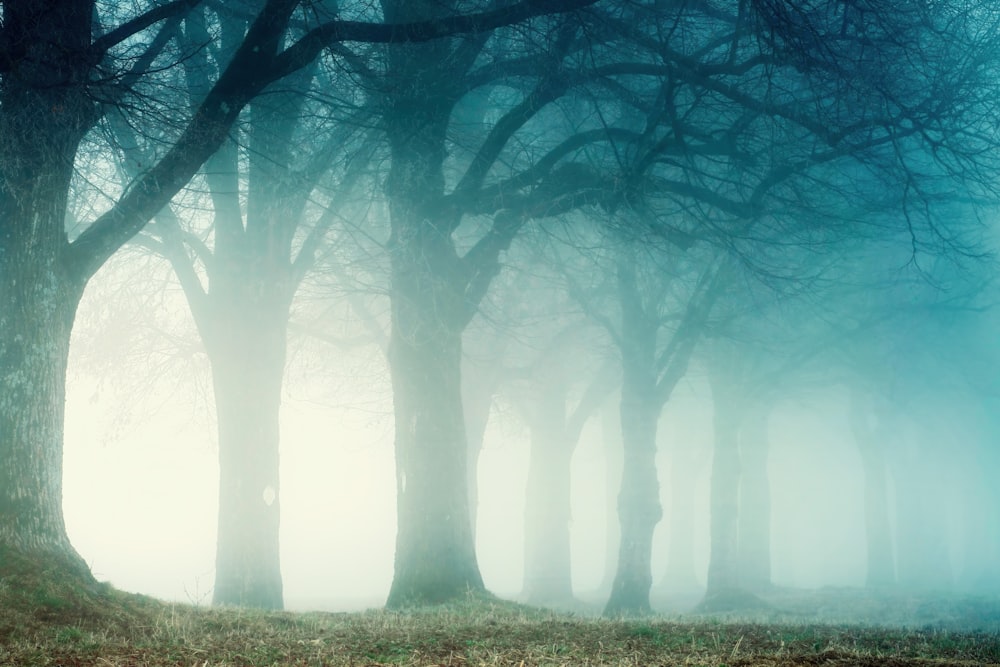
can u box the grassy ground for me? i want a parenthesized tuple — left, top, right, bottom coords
(1, 566, 998, 666)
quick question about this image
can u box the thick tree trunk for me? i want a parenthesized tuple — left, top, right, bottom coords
(205, 298, 289, 609)
(738, 402, 772, 592)
(0, 6, 97, 587)
(521, 368, 574, 604)
(0, 262, 91, 581)
(848, 389, 895, 588)
(605, 262, 662, 616)
(382, 0, 485, 607)
(385, 275, 483, 605)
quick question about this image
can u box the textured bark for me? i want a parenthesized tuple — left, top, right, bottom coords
(385, 266, 483, 605)
(521, 364, 574, 604)
(0, 0, 99, 586)
(381, 32, 483, 600)
(0, 264, 90, 579)
(381, 0, 486, 607)
(848, 389, 896, 588)
(605, 263, 662, 616)
(737, 402, 772, 592)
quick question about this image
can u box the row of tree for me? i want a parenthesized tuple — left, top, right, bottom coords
(3, 0, 1000, 617)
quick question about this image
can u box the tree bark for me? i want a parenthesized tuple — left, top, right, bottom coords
(381, 0, 487, 607)
(737, 401, 772, 592)
(604, 262, 662, 616)
(0, 261, 91, 581)
(0, 0, 99, 586)
(385, 257, 483, 605)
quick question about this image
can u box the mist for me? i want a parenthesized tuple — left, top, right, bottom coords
(62, 256, 1000, 619)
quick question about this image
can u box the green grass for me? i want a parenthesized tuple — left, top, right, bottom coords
(1, 586, 999, 666)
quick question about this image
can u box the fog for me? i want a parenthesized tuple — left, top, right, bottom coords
(63, 260, 994, 615)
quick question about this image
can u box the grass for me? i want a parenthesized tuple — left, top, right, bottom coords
(1, 578, 999, 666)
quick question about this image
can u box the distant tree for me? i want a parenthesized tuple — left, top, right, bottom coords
(113, 0, 377, 609)
(587, 0, 1000, 614)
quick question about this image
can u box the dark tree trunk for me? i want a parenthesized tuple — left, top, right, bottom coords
(0, 260, 91, 581)
(0, 0, 99, 585)
(659, 442, 702, 594)
(381, 0, 486, 607)
(605, 262, 662, 616)
(737, 402, 772, 592)
(385, 261, 483, 605)
(848, 389, 895, 588)
(605, 388, 661, 615)
(521, 365, 574, 604)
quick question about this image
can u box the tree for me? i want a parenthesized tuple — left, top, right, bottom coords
(605, 248, 727, 616)
(114, 1, 374, 608)
(0, 0, 599, 601)
(374, 0, 610, 606)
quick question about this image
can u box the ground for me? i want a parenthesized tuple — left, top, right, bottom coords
(0, 572, 998, 666)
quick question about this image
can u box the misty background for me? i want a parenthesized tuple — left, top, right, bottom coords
(3, 0, 998, 625)
(61, 248, 998, 611)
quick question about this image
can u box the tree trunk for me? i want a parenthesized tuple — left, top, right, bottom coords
(848, 389, 895, 588)
(0, 6, 97, 587)
(385, 271, 483, 605)
(738, 402, 772, 592)
(0, 261, 92, 582)
(703, 358, 743, 605)
(604, 389, 661, 615)
(605, 261, 662, 616)
(659, 442, 702, 594)
(598, 401, 622, 593)
(205, 292, 289, 609)
(521, 366, 574, 604)
(461, 350, 502, 541)
(381, 0, 485, 607)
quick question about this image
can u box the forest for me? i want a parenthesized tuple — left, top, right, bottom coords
(2, 0, 1000, 663)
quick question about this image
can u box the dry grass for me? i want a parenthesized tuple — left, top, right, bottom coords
(0, 564, 998, 666)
